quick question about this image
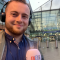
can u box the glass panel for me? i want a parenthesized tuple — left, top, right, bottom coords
(0, 0, 4, 4)
(34, 24, 36, 26)
(51, 0, 60, 9)
(37, 18, 41, 22)
(42, 1, 51, 11)
(4, 0, 10, 2)
(38, 27, 41, 30)
(37, 12, 41, 15)
(33, 13, 37, 15)
(26, 0, 29, 3)
(34, 7, 42, 12)
(0, 4, 3, 10)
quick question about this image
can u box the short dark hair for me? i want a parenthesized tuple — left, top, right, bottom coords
(5, 0, 30, 10)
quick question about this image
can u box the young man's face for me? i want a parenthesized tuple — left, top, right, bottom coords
(5, 1, 30, 35)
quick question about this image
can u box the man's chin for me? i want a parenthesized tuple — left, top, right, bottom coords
(5, 25, 26, 36)
(11, 30, 24, 35)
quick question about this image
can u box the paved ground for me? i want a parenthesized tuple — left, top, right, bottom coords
(39, 41, 60, 60)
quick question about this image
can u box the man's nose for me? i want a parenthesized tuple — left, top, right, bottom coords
(16, 15, 22, 22)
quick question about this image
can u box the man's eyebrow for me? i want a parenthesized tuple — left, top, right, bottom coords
(10, 11, 18, 13)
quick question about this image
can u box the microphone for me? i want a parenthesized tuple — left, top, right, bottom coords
(26, 49, 41, 60)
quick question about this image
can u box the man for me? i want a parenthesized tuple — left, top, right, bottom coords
(0, 0, 44, 60)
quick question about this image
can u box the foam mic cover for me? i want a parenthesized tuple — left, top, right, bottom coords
(26, 49, 41, 60)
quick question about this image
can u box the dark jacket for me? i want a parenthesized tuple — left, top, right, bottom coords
(0, 30, 44, 60)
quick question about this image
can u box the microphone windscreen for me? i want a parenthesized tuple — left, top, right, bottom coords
(26, 49, 41, 60)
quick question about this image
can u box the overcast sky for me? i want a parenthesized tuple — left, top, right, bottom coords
(29, 0, 49, 11)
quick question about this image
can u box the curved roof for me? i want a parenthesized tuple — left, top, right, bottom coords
(34, 0, 60, 12)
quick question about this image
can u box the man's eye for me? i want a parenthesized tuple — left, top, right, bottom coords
(11, 13, 18, 17)
(12, 14, 17, 17)
(22, 15, 28, 19)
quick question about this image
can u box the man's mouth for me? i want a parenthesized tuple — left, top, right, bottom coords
(14, 24, 23, 27)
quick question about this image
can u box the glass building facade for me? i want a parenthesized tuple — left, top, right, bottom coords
(31, 9, 60, 31)
(30, 9, 60, 41)
(30, 0, 60, 41)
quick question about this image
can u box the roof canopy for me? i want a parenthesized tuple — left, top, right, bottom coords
(34, 0, 60, 12)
